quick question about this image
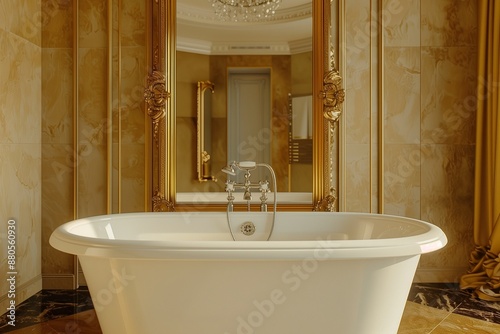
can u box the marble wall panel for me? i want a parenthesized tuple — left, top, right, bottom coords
(383, 0, 420, 47)
(41, 0, 73, 48)
(77, 143, 107, 218)
(0, 0, 42, 46)
(383, 144, 421, 219)
(119, 0, 146, 47)
(0, 31, 42, 144)
(421, 46, 477, 145)
(115, 143, 146, 213)
(78, 0, 107, 49)
(41, 49, 73, 144)
(344, 0, 371, 146)
(116, 46, 147, 144)
(0, 3, 42, 307)
(420, 144, 475, 272)
(344, 143, 372, 212)
(0, 145, 41, 292)
(421, 0, 477, 47)
(41, 144, 75, 275)
(384, 47, 421, 144)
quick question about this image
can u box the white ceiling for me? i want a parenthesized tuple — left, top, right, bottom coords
(177, 0, 312, 55)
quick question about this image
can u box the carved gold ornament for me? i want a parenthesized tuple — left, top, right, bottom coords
(152, 192, 175, 212)
(322, 68, 345, 123)
(144, 71, 170, 141)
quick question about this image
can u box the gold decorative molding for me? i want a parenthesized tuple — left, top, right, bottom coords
(313, 188, 337, 212)
(321, 50, 345, 123)
(152, 191, 175, 212)
(144, 70, 169, 143)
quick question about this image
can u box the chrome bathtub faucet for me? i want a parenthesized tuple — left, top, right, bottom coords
(221, 161, 275, 212)
(221, 161, 278, 241)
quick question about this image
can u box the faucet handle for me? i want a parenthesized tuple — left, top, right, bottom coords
(225, 180, 235, 191)
(259, 180, 270, 192)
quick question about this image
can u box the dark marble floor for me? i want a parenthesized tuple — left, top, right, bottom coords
(0, 288, 94, 333)
(0, 283, 499, 333)
(408, 283, 500, 324)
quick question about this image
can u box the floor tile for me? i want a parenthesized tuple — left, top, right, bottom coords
(398, 302, 450, 334)
(4, 310, 101, 334)
(431, 312, 500, 334)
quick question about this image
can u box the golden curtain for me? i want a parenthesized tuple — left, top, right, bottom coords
(460, 0, 500, 301)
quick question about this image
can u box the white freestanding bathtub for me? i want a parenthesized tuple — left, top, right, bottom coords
(50, 212, 447, 334)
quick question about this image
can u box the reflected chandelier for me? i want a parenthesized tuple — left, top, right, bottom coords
(211, 0, 281, 22)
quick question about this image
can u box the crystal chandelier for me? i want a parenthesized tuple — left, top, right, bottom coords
(211, 0, 281, 22)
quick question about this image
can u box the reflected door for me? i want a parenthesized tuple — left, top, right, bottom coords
(227, 68, 271, 182)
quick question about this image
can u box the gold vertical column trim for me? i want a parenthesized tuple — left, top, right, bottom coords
(117, 0, 123, 213)
(338, 0, 346, 212)
(72, 0, 80, 288)
(106, 0, 113, 213)
(73, 0, 79, 220)
(166, 0, 177, 203)
(377, 0, 385, 213)
(145, 0, 153, 211)
(369, 0, 374, 213)
(312, 0, 325, 204)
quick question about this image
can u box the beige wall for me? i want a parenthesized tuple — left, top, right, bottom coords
(41, 0, 147, 289)
(342, 0, 477, 281)
(0, 0, 43, 310)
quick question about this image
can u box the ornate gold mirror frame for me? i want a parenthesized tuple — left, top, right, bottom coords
(145, 0, 344, 212)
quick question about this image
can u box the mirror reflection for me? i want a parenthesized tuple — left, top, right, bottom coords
(176, 0, 313, 197)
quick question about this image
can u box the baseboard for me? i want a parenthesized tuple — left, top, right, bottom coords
(0, 274, 42, 313)
(42, 274, 77, 290)
(413, 267, 468, 283)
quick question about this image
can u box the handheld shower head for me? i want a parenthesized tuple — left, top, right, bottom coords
(221, 163, 236, 176)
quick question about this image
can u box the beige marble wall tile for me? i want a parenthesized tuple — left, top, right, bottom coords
(120, 0, 146, 47)
(41, 0, 73, 48)
(384, 47, 420, 144)
(383, 0, 420, 47)
(420, 144, 475, 270)
(344, 0, 372, 145)
(41, 143, 75, 274)
(345, 144, 372, 212)
(78, 0, 107, 48)
(116, 143, 146, 213)
(42, 48, 73, 144)
(421, 0, 477, 47)
(0, 0, 42, 46)
(421, 47, 476, 145)
(0, 1, 42, 303)
(0, 30, 41, 144)
(0, 144, 41, 295)
(77, 143, 107, 218)
(383, 144, 421, 219)
(116, 46, 147, 144)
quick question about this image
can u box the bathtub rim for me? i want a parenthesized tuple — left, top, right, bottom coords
(49, 212, 447, 260)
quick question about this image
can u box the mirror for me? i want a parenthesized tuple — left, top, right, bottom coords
(197, 80, 216, 182)
(145, 0, 344, 211)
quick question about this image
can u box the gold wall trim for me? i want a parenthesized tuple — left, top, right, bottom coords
(73, 0, 79, 220)
(106, 0, 113, 213)
(377, 0, 385, 213)
(312, 0, 326, 204)
(338, 0, 346, 212)
(146, 0, 176, 211)
(72, 0, 80, 284)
